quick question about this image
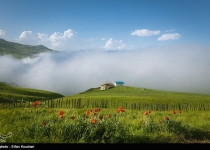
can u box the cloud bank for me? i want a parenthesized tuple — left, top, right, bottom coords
(13, 29, 131, 51)
(0, 44, 210, 96)
(158, 33, 181, 41)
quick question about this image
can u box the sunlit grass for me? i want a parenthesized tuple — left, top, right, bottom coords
(1, 105, 210, 143)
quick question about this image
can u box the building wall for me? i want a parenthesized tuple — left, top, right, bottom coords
(100, 86, 105, 90)
(115, 84, 124, 86)
(101, 85, 113, 90)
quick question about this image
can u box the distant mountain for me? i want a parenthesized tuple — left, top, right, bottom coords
(0, 38, 58, 59)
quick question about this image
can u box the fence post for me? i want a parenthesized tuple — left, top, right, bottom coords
(87, 99, 89, 108)
(60, 98, 62, 108)
(65, 99, 67, 108)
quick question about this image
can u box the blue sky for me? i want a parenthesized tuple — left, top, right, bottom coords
(1, 0, 210, 95)
(1, 0, 209, 51)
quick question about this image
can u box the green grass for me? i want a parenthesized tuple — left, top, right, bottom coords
(2, 82, 210, 111)
(1, 107, 210, 143)
(0, 82, 64, 102)
(1, 84, 210, 143)
(61, 86, 210, 105)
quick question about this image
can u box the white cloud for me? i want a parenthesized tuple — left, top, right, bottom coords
(63, 29, 74, 38)
(157, 33, 181, 41)
(19, 31, 33, 39)
(16, 29, 80, 50)
(17, 31, 49, 47)
(0, 30, 6, 36)
(130, 29, 160, 36)
(17, 31, 39, 46)
(18, 29, 74, 45)
(14, 29, 132, 51)
(37, 33, 48, 41)
(49, 29, 74, 46)
(104, 38, 127, 50)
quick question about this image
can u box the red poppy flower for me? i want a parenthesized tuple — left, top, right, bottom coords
(144, 111, 148, 115)
(99, 115, 103, 120)
(91, 119, 97, 124)
(93, 112, 97, 116)
(118, 106, 124, 111)
(58, 110, 64, 115)
(94, 108, 100, 112)
(85, 110, 90, 116)
(147, 110, 151, 114)
(178, 110, 182, 113)
(116, 106, 125, 113)
(172, 110, 176, 114)
(33, 101, 40, 108)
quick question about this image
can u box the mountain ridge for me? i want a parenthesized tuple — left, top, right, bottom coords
(0, 38, 58, 59)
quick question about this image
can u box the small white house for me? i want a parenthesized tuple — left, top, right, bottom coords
(100, 83, 114, 90)
(114, 81, 124, 86)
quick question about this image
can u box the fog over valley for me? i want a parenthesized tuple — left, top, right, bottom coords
(0, 44, 210, 96)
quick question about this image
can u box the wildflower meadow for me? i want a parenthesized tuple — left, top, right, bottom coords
(1, 100, 210, 143)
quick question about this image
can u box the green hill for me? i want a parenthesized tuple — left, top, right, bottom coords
(1, 80, 210, 105)
(0, 81, 64, 102)
(0, 38, 57, 59)
(63, 86, 210, 104)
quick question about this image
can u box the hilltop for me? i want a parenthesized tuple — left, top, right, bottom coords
(0, 81, 64, 102)
(0, 38, 58, 59)
(63, 85, 210, 104)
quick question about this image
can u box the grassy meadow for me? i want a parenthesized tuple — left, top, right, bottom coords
(1, 84, 210, 143)
(64, 86, 210, 105)
(1, 107, 210, 143)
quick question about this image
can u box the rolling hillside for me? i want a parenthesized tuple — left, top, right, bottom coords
(63, 86, 210, 104)
(0, 81, 64, 102)
(1, 80, 210, 105)
(0, 38, 57, 59)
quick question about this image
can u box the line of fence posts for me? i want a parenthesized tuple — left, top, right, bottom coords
(1, 97, 210, 111)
